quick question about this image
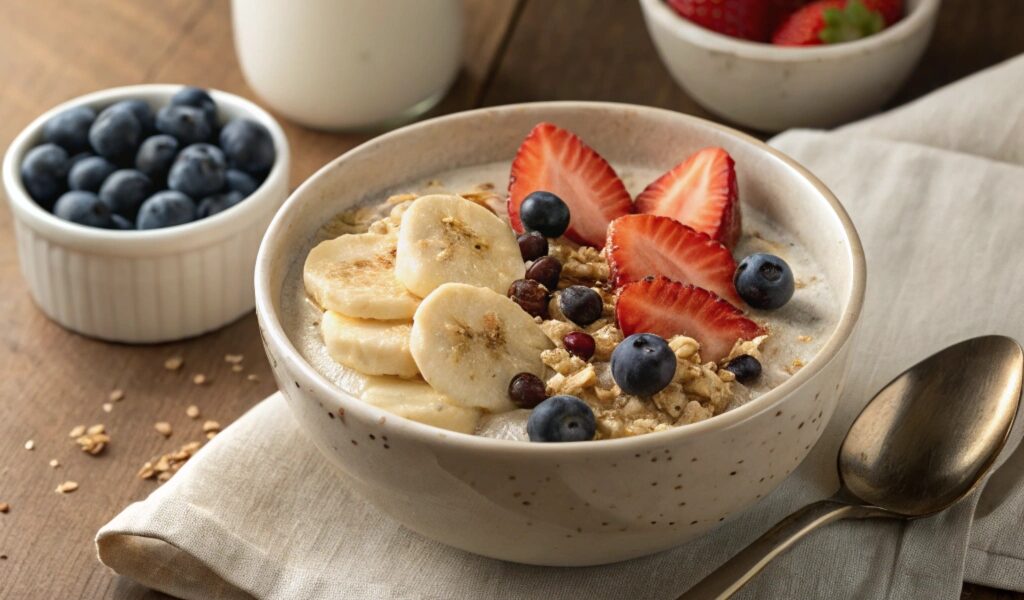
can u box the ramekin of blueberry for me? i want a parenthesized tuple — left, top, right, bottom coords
(2, 84, 289, 343)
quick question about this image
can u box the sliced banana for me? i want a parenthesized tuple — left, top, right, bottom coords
(321, 311, 418, 378)
(342, 371, 482, 434)
(410, 283, 553, 412)
(304, 232, 420, 320)
(395, 194, 525, 298)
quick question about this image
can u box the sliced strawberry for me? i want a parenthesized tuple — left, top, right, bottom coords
(771, 0, 887, 46)
(606, 214, 741, 305)
(508, 122, 633, 248)
(616, 277, 765, 363)
(634, 147, 741, 250)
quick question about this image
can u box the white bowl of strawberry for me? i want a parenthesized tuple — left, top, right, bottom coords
(640, 0, 941, 131)
(256, 102, 865, 565)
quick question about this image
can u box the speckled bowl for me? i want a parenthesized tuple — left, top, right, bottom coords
(640, 0, 941, 132)
(254, 102, 866, 566)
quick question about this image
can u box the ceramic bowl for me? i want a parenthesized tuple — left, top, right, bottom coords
(2, 84, 290, 343)
(639, 0, 941, 132)
(254, 102, 866, 566)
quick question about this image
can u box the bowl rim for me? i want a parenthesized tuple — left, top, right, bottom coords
(255, 100, 867, 455)
(2, 83, 290, 254)
(639, 0, 942, 61)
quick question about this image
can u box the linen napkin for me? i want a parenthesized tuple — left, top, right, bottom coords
(97, 54, 1024, 599)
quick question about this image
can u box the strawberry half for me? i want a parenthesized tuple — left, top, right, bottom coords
(616, 277, 765, 363)
(634, 147, 741, 250)
(772, 0, 888, 46)
(606, 214, 741, 305)
(508, 123, 633, 248)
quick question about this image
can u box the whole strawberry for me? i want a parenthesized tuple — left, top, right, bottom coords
(768, 0, 810, 29)
(666, 0, 770, 42)
(772, 0, 892, 46)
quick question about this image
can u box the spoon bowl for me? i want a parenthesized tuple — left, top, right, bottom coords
(840, 335, 1022, 516)
(681, 335, 1023, 599)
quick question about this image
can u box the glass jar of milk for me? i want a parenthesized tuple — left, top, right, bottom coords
(231, 0, 462, 131)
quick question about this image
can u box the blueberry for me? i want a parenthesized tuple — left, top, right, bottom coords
(89, 105, 143, 160)
(42, 106, 96, 154)
(525, 255, 562, 290)
(517, 232, 548, 262)
(558, 285, 603, 326)
(170, 86, 218, 129)
(610, 333, 676, 396)
(135, 134, 179, 183)
(520, 191, 570, 238)
(68, 156, 117, 192)
(508, 372, 547, 409)
(225, 169, 258, 196)
(20, 143, 70, 208)
(734, 253, 795, 310)
(197, 191, 244, 219)
(68, 152, 94, 169)
(724, 354, 762, 383)
(156, 105, 212, 145)
(527, 395, 596, 442)
(219, 118, 275, 176)
(563, 331, 596, 361)
(110, 99, 154, 133)
(167, 143, 226, 198)
(110, 214, 134, 230)
(53, 191, 114, 228)
(137, 191, 196, 230)
(507, 279, 550, 319)
(99, 169, 153, 219)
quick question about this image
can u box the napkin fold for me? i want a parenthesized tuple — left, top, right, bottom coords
(98, 54, 1024, 599)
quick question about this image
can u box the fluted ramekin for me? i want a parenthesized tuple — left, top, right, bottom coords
(3, 84, 289, 343)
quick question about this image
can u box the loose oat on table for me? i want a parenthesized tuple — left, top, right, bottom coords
(224, 354, 244, 364)
(55, 481, 78, 494)
(246, 374, 259, 382)
(75, 425, 110, 455)
(164, 356, 184, 371)
(192, 374, 208, 385)
(24, 440, 34, 451)
(138, 441, 204, 483)
(109, 389, 125, 402)
(68, 425, 86, 438)
(231, 364, 244, 373)
(202, 420, 221, 434)
(154, 422, 173, 437)
(102, 402, 113, 413)
(49, 459, 60, 468)
(186, 405, 200, 419)
(0, 502, 8, 513)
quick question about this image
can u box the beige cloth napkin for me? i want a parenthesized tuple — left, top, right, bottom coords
(97, 54, 1024, 599)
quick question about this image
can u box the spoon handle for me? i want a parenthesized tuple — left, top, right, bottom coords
(677, 500, 893, 600)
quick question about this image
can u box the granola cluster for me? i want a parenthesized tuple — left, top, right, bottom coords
(539, 241, 765, 439)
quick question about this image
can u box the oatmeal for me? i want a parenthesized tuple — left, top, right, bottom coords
(284, 123, 838, 442)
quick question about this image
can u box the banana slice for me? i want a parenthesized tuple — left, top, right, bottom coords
(321, 311, 418, 378)
(342, 371, 482, 434)
(304, 232, 420, 320)
(395, 194, 525, 297)
(410, 283, 553, 412)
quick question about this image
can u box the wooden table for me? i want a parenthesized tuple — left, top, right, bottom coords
(0, 1, 1021, 598)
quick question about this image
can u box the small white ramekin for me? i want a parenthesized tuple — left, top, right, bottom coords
(2, 84, 290, 343)
(640, 0, 941, 132)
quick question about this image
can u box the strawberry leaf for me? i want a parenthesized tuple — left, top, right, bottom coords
(819, 0, 885, 44)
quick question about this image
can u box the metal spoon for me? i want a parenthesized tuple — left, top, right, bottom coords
(679, 335, 1023, 600)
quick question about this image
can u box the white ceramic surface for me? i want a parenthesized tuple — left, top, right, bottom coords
(2, 84, 290, 343)
(640, 0, 941, 132)
(231, 0, 463, 131)
(254, 102, 866, 566)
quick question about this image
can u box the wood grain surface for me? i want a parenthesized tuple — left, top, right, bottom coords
(0, 1, 1020, 598)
